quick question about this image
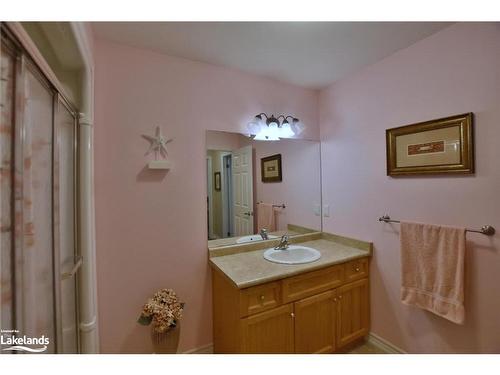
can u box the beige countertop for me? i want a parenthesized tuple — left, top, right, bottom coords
(209, 234, 372, 289)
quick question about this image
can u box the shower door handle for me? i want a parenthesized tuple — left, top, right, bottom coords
(62, 255, 83, 280)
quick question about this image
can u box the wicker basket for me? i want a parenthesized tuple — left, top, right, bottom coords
(151, 322, 180, 354)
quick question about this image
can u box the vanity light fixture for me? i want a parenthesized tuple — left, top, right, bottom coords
(247, 113, 304, 141)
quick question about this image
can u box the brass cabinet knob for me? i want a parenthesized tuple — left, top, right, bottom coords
(290, 312, 295, 318)
(333, 298, 337, 302)
(355, 267, 360, 272)
(259, 295, 265, 301)
(339, 295, 343, 300)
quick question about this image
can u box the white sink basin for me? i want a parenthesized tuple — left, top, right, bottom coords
(236, 234, 278, 244)
(263, 245, 321, 265)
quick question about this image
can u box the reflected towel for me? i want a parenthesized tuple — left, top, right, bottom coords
(400, 221, 466, 324)
(257, 203, 276, 232)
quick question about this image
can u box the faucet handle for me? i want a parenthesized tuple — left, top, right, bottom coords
(260, 228, 269, 240)
(274, 233, 290, 250)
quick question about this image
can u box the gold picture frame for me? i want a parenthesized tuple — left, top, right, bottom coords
(386, 113, 474, 176)
(261, 154, 282, 183)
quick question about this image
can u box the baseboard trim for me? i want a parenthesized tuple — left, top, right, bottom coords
(183, 334, 404, 355)
(367, 332, 406, 354)
(183, 343, 214, 354)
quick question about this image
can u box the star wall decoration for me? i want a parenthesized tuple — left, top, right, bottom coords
(142, 126, 173, 160)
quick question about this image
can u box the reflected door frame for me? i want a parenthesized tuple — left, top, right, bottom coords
(220, 152, 233, 238)
(206, 156, 214, 239)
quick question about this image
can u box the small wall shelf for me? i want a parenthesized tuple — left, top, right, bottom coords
(148, 160, 172, 170)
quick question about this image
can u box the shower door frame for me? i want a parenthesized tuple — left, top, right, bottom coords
(1, 24, 81, 353)
(53, 92, 81, 354)
(3, 20, 99, 353)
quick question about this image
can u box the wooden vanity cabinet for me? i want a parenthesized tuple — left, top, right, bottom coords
(241, 304, 295, 353)
(336, 278, 370, 347)
(212, 257, 370, 354)
(294, 290, 336, 353)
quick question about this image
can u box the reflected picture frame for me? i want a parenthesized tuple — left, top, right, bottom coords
(386, 113, 474, 176)
(261, 154, 282, 183)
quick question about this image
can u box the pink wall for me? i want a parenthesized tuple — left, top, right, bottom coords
(93, 39, 318, 353)
(205, 131, 242, 151)
(319, 23, 500, 353)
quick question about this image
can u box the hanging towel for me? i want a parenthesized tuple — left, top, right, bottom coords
(400, 221, 466, 324)
(257, 203, 276, 232)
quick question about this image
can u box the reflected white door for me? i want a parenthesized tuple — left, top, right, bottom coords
(232, 145, 253, 236)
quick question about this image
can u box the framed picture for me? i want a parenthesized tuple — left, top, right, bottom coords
(386, 113, 474, 176)
(214, 172, 221, 191)
(261, 154, 282, 183)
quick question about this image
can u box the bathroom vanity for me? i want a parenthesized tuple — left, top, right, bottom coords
(209, 232, 372, 353)
(205, 130, 370, 353)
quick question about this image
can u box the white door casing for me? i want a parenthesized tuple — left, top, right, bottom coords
(206, 156, 214, 239)
(232, 145, 253, 236)
(220, 152, 232, 238)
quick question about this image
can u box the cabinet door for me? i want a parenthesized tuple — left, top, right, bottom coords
(294, 290, 335, 354)
(240, 304, 294, 353)
(336, 278, 370, 348)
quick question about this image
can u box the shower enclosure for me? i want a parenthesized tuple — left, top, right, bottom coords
(1, 26, 80, 353)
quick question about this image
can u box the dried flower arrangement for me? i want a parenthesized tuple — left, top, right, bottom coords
(138, 288, 185, 333)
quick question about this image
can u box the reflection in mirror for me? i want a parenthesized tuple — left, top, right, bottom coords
(206, 130, 321, 247)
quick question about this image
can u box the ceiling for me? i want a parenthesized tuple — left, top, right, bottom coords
(92, 22, 451, 89)
(23, 22, 84, 70)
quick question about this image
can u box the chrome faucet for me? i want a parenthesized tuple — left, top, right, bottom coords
(274, 234, 289, 250)
(260, 228, 269, 240)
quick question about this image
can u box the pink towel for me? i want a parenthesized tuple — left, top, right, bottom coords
(257, 203, 276, 232)
(400, 221, 466, 324)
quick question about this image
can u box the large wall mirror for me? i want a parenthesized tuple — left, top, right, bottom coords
(206, 130, 322, 247)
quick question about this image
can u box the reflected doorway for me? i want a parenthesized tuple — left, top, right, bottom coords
(221, 153, 233, 238)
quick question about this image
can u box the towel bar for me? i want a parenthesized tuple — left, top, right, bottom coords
(257, 201, 286, 209)
(378, 215, 495, 236)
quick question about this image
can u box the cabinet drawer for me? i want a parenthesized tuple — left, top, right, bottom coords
(282, 265, 344, 303)
(240, 282, 281, 317)
(344, 258, 369, 282)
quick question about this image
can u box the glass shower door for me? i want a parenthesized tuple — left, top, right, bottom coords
(1, 28, 80, 354)
(15, 59, 57, 354)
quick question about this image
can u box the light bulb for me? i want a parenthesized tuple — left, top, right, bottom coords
(267, 122, 280, 141)
(246, 120, 262, 135)
(254, 124, 280, 141)
(290, 119, 305, 135)
(280, 123, 294, 138)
